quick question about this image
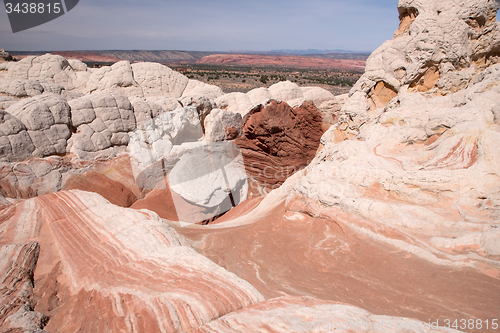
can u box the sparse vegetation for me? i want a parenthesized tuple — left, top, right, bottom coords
(168, 63, 362, 94)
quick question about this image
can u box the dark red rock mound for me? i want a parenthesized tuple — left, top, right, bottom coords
(236, 100, 324, 191)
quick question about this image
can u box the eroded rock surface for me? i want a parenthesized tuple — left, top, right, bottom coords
(235, 100, 324, 192)
(287, 0, 500, 266)
(178, 176, 500, 329)
(4, 94, 71, 159)
(214, 81, 342, 122)
(67, 91, 136, 159)
(194, 296, 461, 333)
(1, 1, 499, 330)
(0, 190, 264, 332)
(0, 242, 48, 333)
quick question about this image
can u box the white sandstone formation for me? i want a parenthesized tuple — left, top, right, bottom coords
(6, 54, 90, 91)
(182, 79, 224, 100)
(214, 80, 343, 123)
(67, 91, 136, 159)
(204, 108, 243, 142)
(0, 110, 35, 162)
(0, 96, 18, 111)
(5, 94, 71, 158)
(0, 78, 45, 98)
(214, 92, 254, 118)
(287, 0, 500, 263)
(194, 296, 461, 333)
(127, 106, 204, 189)
(0, 52, 336, 163)
(168, 141, 248, 222)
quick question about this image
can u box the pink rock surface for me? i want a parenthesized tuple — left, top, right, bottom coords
(193, 296, 461, 333)
(0, 190, 264, 332)
(177, 198, 500, 329)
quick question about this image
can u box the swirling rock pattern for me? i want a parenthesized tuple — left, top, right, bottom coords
(193, 296, 461, 333)
(235, 100, 324, 192)
(0, 190, 264, 332)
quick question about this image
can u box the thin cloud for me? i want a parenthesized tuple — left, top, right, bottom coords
(0, 0, 400, 52)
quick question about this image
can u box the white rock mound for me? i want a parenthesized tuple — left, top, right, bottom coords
(5, 94, 71, 158)
(204, 108, 243, 142)
(168, 141, 248, 222)
(0, 78, 44, 98)
(6, 54, 90, 91)
(0, 110, 35, 162)
(67, 91, 136, 159)
(214, 80, 343, 123)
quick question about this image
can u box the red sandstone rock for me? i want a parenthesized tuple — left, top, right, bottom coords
(235, 100, 324, 191)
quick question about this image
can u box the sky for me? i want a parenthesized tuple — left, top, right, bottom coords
(1, 0, 402, 52)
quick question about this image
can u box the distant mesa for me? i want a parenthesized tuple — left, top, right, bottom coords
(9, 50, 368, 70)
(196, 53, 366, 70)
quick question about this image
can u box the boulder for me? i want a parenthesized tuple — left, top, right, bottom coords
(235, 100, 324, 191)
(67, 91, 136, 159)
(268, 80, 303, 101)
(214, 92, 253, 118)
(246, 87, 272, 106)
(0, 78, 44, 97)
(130, 96, 181, 126)
(6, 54, 90, 90)
(168, 141, 248, 223)
(0, 96, 18, 111)
(5, 94, 71, 158)
(0, 110, 35, 162)
(85, 61, 142, 96)
(204, 108, 243, 142)
(85, 61, 220, 100)
(67, 59, 88, 72)
(131, 62, 189, 97)
(182, 79, 224, 100)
